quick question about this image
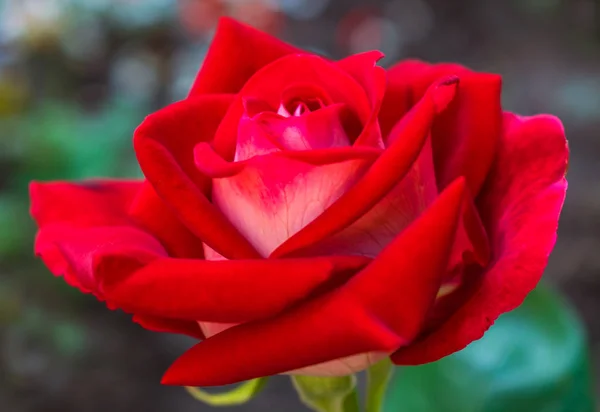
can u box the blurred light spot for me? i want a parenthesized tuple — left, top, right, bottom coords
(108, 0, 176, 28)
(111, 46, 160, 104)
(556, 76, 600, 122)
(59, 16, 107, 61)
(178, 0, 283, 38)
(1, 0, 66, 45)
(279, 0, 330, 20)
(338, 9, 402, 64)
(384, 0, 434, 44)
(230, 0, 284, 35)
(170, 43, 209, 100)
(348, 17, 401, 63)
(178, 0, 227, 37)
(71, 0, 113, 12)
(0, 71, 29, 116)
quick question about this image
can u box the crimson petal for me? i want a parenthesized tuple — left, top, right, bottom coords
(133, 315, 205, 340)
(271, 77, 459, 258)
(384, 60, 502, 195)
(161, 177, 465, 386)
(102, 255, 370, 323)
(336, 51, 387, 147)
(134, 95, 260, 259)
(129, 182, 205, 259)
(392, 113, 568, 364)
(35, 225, 164, 296)
(189, 17, 302, 96)
(30, 180, 141, 228)
(212, 54, 373, 161)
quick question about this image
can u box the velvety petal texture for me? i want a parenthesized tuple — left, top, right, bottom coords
(30, 17, 568, 389)
(382, 60, 502, 195)
(392, 113, 568, 364)
(162, 178, 467, 386)
(133, 95, 261, 260)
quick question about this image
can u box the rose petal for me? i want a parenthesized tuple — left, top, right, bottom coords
(162, 290, 401, 386)
(30, 180, 142, 228)
(134, 95, 261, 259)
(35, 224, 165, 296)
(300, 136, 438, 257)
(161, 177, 466, 386)
(212, 54, 373, 161)
(271, 77, 459, 258)
(196, 142, 382, 179)
(234, 113, 283, 162)
(30, 182, 206, 342)
(133, 315, 205, 340)
(210, 153, 372, 256)
(249, 104, 352, 153)
(391, 113, 568, 364)
(379, 60, 472, 136)
(336, 50, 387, 148)
(102, 255, 370, 323)
(383, 60, 502, 195)
(189, 17, 302, 96)
(129, 182, 205, 259)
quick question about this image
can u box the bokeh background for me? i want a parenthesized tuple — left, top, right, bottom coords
(0, 0, 599, 411)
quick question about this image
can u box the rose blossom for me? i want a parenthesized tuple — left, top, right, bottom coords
(30, 18, 568, 386)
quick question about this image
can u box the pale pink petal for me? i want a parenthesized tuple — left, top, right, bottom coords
(212, 155, 372, 257)
(234, 114, 282, 162)
(303, 137, 438, 257)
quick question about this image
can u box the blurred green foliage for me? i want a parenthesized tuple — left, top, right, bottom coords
(0, 99, 144, 259)
(384, 286, 596, 412)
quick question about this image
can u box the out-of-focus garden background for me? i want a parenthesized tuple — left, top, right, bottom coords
(0, 0, 599, 411)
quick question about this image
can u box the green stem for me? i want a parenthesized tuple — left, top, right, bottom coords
(366, 358, 394, 412)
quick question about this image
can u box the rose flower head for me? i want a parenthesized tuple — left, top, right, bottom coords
(30, 18, 568, 386)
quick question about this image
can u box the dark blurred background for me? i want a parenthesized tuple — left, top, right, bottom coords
(0, 0, 599, 411)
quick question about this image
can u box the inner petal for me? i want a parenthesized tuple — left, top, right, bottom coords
(300, 136, 439, 258)
(211, 155, 371, 257)
(256, 104, 352, 152)
(279, 83, 333, 116)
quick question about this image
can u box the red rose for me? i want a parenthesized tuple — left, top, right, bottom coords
(30, 18, 568, 386)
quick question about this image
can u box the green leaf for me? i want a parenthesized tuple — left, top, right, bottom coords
(384, 286, 595, 412)
(366, 358, 394, 412)
(292, 375, 360, 412)
(185, 377, 268, 407)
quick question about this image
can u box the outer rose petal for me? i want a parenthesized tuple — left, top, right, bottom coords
(133, 95, 261, 260)
(383, 60, 502, 196)
(30, 180, 143, 291)
(189, 17, 302, 96)
(102, 255, 370, 323)
(392, 113, 568, 365)
(161, 178, 466, 386)
(30, 180, 199, 337)
(30, 180, 142, 228)
(35, 225, 165, 295)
